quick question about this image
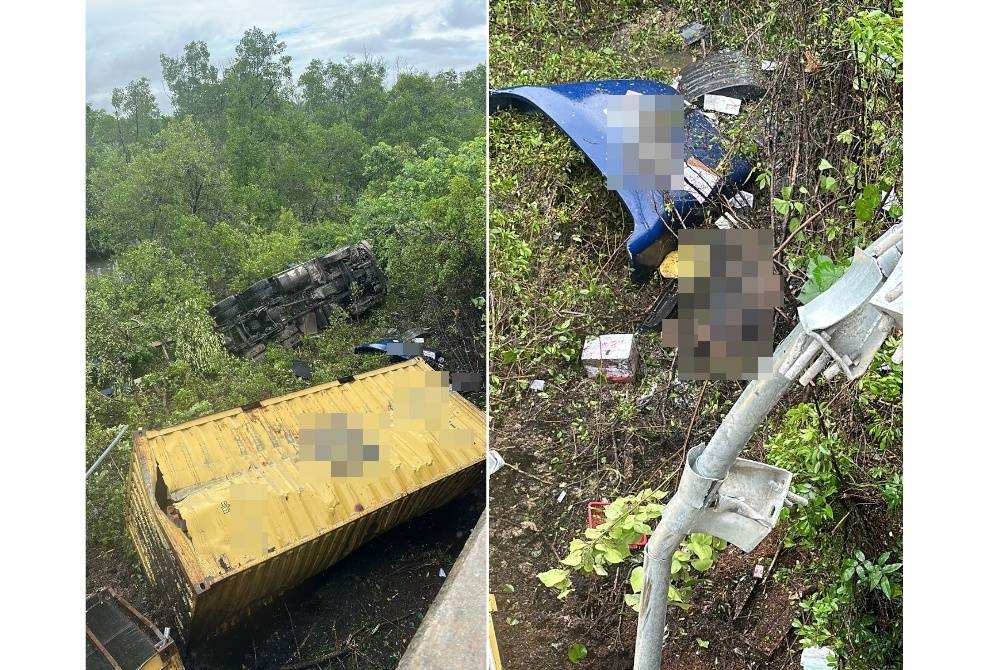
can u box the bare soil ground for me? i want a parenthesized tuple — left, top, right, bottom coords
(488, 310, 812, 670)
(87, 487, 485, 670)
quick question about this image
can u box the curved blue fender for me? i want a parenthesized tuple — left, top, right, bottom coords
(490, 80, 753, 271)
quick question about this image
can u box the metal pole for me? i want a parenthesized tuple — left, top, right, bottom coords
(633, 328, 800, 670)
(633, 226, 902, 670)
(85, 425, 129, 479)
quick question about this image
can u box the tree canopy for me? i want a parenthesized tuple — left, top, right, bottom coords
(86, 28, 486, 549)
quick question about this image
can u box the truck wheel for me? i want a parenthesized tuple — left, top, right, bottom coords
(209, 295, 237, 319)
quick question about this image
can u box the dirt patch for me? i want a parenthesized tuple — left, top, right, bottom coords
(489, 345, 811, 670)
(88, 487, 484, 670)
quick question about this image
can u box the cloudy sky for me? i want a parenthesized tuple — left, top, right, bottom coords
(86, 0, 486, 112)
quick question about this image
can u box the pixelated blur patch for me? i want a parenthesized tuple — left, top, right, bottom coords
(385, 341, 423, 357)
(298, 411, 392, 478)
(223, 481, 269, 560)
(295, 368, 474, 479)
(606, 92, 686, 191)
(450, 371, 483, 393)
(662, 228, 782, 379)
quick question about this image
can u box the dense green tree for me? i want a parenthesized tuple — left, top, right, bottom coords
(110, 77, 162, 148)
(299, 56, 388, 136)
(160, 41, 225, 140)
(223, 27, 293, 123)
(88, 117, 230, 253)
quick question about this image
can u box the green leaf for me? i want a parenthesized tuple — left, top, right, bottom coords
(537, 568, 569, 588)
(855, 184, 881, 222)
(691, 557, 713, 571)
(603, 545, 626, 564)
(688, 541, 713, 561)
(818, 158, 834, 171)
(696, 638, 710, 648)
(568, 642, 588, 663)
(630, 566, 644, 593)
(819, 175, 838, 192)
(772, 198, 791, 216)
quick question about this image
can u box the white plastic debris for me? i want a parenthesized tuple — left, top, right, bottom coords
(714, 213, 736, 229)
(529, 379, 546, 391)
(762, 60, 778, 71)
(729, 191, 754, 209)
(581, 334, 639, 382)
(438, 568, 447, 578)
(683, 160, 721, 204)
(801, 647, 836, 670)
(753, 564, 765, 578)
(557, 490, 567, 503)
(703, 94, 741, 115)
(487, 450, 506, 477)
(882, 188, 900, 211)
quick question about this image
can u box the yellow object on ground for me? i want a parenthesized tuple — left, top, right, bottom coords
(489, 594, 503, 670)
(126, 358, 485, 642)
(658, 250, 680, 278)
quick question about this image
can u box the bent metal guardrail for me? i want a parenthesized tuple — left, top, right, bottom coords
(633, 223, 903, 670)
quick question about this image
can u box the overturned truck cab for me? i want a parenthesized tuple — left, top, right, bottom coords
(125, 358, 486, 644)
(209, 241, 387, 361)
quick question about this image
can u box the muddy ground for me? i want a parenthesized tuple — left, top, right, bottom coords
(87, 486, 485, 670)
(488, 319, 811, 670)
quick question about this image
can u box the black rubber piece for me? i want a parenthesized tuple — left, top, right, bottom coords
(679, 51, 765, 103)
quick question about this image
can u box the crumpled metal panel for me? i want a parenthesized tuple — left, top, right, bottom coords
(679, 51, 766, 103)
(126, 358, 486, 641)
(490, 80, 753, 272)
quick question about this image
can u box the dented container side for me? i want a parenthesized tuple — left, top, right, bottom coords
(189, 462, 484, 640)
(125, 437, 206, 641)
(125, 358, 486, 642)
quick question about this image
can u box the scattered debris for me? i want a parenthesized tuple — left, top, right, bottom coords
(487, 450, 506, 476)
(683, 157, 722, 203)
(761, 60, 778, 71)
(87, 587, 184, 670)
(703, 93, 741, 115)
(804, 50, 821, 74)
(729, 191, 755, 209)
(678, 21, 709, 46)
(438, 568, 447, 578)
(714, 213, 737, 229)
(355, 327, 446, 369)
(291, 359, 313, 380)
(658, 250, 679, 279)
(557, 490, 567, 503)
(882, 188, 900, 211)
(679, 51, 766, 103)
(801, 646, 837, 670)
(753, 563, 765, 578)
(529, 379, 546, 391)
(638, 280, 679, 332)
(581, 334, 639, 382)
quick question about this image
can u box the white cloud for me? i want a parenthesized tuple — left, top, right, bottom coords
(86, 0, 485, 112)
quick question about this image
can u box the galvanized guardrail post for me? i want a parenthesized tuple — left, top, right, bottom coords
(633, 223, 902, 670)
(85, 425, 129, 479)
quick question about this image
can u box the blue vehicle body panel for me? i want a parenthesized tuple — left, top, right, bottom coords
(489, 80, 753, 270)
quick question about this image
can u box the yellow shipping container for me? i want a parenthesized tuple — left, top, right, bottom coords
(125, 358, 485, 643)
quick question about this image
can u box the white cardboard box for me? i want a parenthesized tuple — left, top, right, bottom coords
(582, 334, 639, 382)
(704, 94, 742, 115)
